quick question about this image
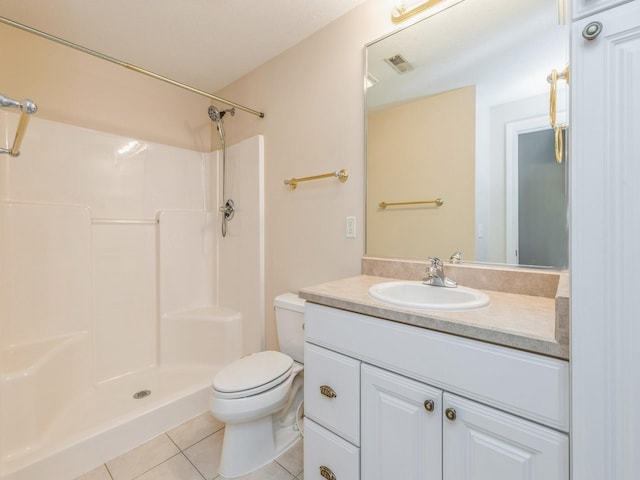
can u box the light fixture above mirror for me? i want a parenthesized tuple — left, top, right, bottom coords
(391, 0, 464, 23)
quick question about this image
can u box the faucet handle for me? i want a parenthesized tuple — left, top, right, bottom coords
(428, 257, 443, 269)
(449, 251, 462, 264)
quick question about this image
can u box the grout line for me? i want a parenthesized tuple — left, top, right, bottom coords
(130, 450, 183, 480)
(182, 451, 207, 480)
(104, 463, 115, 480)
(169, 430, 217, 480)
(166, 433, 182, 452)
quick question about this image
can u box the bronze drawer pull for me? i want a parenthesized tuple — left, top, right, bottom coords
(320, 385, 337, 398)
(320, 465, 337, 480)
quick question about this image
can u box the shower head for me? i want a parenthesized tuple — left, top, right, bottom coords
(208, 106, 235, 123)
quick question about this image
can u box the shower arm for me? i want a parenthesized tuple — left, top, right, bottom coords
(0, 16, 265, 119)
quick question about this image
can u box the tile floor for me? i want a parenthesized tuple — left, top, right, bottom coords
(74, 412, 304, 480)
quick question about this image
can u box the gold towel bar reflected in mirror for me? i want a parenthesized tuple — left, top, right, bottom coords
(379, 198, 444, 209)
(548, 65, 569, 164)
(284, 169, 348, 190)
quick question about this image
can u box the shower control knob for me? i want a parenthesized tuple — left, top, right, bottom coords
(582, 21, 603, 41)
(445, 407, 457, 421)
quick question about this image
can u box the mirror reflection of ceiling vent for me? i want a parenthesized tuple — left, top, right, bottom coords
(385, 54, 413, 73)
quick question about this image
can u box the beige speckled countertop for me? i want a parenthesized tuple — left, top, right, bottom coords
(299, 275, 568, 360)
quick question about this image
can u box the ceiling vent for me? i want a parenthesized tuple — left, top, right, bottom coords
(384, 54, 413, 73)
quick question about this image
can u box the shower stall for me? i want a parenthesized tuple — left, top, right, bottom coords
(0, 112, 265, 479)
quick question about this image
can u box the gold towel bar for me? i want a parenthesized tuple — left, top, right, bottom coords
(379, 198, 444, 209)
(284, 169, 348, 190)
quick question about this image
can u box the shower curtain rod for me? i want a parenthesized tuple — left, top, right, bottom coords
(0, 16, 265, 119)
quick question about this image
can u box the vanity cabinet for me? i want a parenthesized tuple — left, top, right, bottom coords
(304, 303, 569, 480)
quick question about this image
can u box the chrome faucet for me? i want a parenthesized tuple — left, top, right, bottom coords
(423, 257, 457, 288)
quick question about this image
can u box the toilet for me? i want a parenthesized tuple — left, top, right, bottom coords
(209, 293, 305, 478)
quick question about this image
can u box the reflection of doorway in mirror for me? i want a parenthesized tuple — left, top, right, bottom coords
(505, 115, 568, 268)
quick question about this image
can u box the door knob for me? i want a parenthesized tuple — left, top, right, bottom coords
(445, 407, 457, 421)
(424, 399, 435, 412)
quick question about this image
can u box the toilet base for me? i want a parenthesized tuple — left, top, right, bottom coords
(218, 415, 301, 478)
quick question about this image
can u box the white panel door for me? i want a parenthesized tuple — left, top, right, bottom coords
(571, 2, 640, 479)
(572, 0, 633, 20)
(361, 364, 442, 480)
(442, 393, 568, 480)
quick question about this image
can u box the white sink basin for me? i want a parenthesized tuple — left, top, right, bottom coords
(368, 281, 490, 311)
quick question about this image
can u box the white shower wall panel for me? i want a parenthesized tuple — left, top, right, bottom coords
(3, 117, 211, 218)
(0, 118, 269, 479)
(0, 203, 91, 348)
(92, 224, 157, 383)
(158, 211, 217, 315)
(217, 135, 265, 354)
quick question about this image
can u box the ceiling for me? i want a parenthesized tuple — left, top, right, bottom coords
(366, 0, 564, 111)
(0, 0, 367, 93)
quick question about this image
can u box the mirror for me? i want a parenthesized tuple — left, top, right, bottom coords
(365, 0, 569, 268)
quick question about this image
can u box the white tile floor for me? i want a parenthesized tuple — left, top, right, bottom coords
(74, 413, 304, 480)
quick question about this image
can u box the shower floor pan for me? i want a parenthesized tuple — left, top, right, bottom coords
(0, 365, 219, 480)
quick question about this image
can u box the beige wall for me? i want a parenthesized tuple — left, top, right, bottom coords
(367, 86, 476, 260)
(0, 23, 211, 152)
(217, 0, 395, 350)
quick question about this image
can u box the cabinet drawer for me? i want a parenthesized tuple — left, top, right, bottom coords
(304, 342, 360, 445)
(304, 419, 360, 480)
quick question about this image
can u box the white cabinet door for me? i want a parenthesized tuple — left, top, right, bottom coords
(361, 364, 442, 480)
(442, 393, 568, 480)
(571, 2, 640, 479)
(572, 0, 633, 20)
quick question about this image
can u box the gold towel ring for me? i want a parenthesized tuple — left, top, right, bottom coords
(555, 126, 564, 164)
(548, 66, 569, 164)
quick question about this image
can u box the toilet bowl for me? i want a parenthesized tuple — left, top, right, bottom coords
(209, 293, 305, 478)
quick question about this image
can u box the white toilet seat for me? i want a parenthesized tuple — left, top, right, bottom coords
(213, 350, 293, 399)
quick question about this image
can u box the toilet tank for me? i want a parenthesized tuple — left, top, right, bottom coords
(274, 293, 306, 363)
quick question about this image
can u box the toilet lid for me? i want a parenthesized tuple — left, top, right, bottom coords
(213, 351, 293, 395)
